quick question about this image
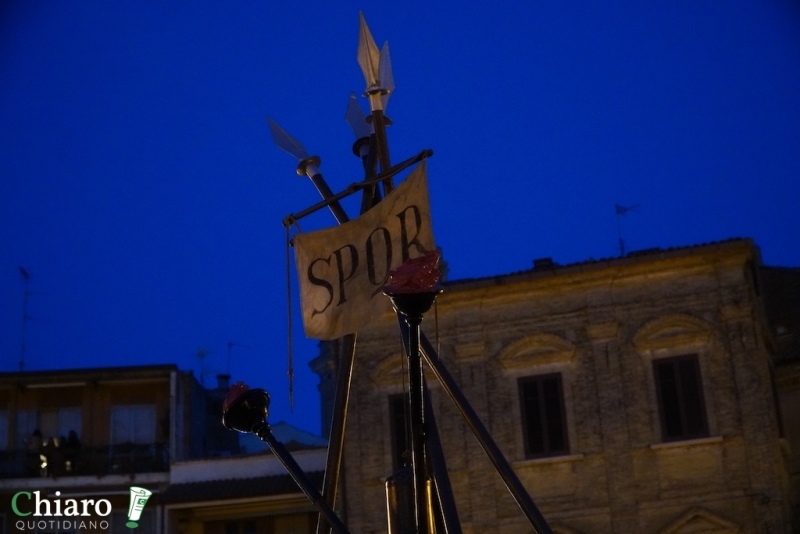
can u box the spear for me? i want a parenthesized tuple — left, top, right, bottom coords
(268, 117, 350, 224)
(357, 12, 395, 194)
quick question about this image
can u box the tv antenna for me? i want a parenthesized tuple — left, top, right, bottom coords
(615, 203, 639, 257)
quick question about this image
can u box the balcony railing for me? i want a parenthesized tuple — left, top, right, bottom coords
(0, 443, 169, 479)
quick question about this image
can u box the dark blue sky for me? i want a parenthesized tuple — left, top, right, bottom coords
(2, 1, 799, 435)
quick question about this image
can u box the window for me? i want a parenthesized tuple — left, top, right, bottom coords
(39, 408, 82, 444)
(111, 406, 156, 445)
(388, 394, 410, 471)
(0, 412, 7, 451)
(653, 355, 708, 441)
(518, 374, 569, 458)
(58, 408, 82, 440)
(10, 408, 80, 451)
(15, 410, 38, 449)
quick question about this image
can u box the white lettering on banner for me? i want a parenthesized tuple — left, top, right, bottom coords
(294, 162, 435, 340)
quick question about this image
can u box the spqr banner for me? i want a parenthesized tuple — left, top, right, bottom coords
(294, 161, 435, 340)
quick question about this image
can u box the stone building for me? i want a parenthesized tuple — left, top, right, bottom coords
(314, 238, 800, 533)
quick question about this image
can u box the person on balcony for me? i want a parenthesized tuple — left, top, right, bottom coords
(26, 429, 43, 476)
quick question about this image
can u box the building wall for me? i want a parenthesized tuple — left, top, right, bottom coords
(0, 364, 321, 534)
(331, 240, 796, 533)
(777, 360, 800, 520)
(0, 365, 179, 533)
(0, 367, 175, 450)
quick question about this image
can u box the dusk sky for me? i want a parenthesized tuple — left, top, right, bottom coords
(2, 1, 799, 435)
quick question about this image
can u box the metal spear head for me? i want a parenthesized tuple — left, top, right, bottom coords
(267, 117, 309, 161)
(357, 12, 394, 100)
(345, 92, 373, 139)
(357, 12, 380, 89)
(379, 41, 395, 108)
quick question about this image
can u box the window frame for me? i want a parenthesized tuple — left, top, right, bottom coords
(517, 373, 570, 459)
(652, 354, 709, 442)
(110, 405, 157, 446)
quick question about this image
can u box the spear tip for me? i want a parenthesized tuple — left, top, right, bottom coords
(357, 12, 380, 89)
(267, 117, 310, 160)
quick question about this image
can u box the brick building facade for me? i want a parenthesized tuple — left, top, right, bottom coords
(314, 239, 800, 533)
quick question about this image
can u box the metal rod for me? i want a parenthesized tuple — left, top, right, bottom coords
(314, 141, 377, 532)
(315, 334, 357, 534)
(358, 135, 381, 214)
(283, 150, 432, 227)
(404, 325, 553, 534)
(309, 173, 350, 224)
(371, 109, 393, 194)
(424, 387, 463, 534)
(396, 316, 462, 534)
(405, 313, 429, 532)
(294, 170, 353, 534)
(254, 422, 352, 534)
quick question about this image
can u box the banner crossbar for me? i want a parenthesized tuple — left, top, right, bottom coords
(283, 149, 432, 227)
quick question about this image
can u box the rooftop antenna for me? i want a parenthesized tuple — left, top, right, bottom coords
(615, 204, 639, 257)
(18, 267, 31, 371)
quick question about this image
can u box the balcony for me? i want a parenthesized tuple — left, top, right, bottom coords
(0, 443, 169, 479)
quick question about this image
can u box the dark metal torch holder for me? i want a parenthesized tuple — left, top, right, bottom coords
(384, 288, 443, 534)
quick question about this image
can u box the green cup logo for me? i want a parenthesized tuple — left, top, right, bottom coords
(126, 487, 152, 528)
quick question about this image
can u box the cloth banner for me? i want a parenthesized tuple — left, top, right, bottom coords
(294, 161, 435, 340)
